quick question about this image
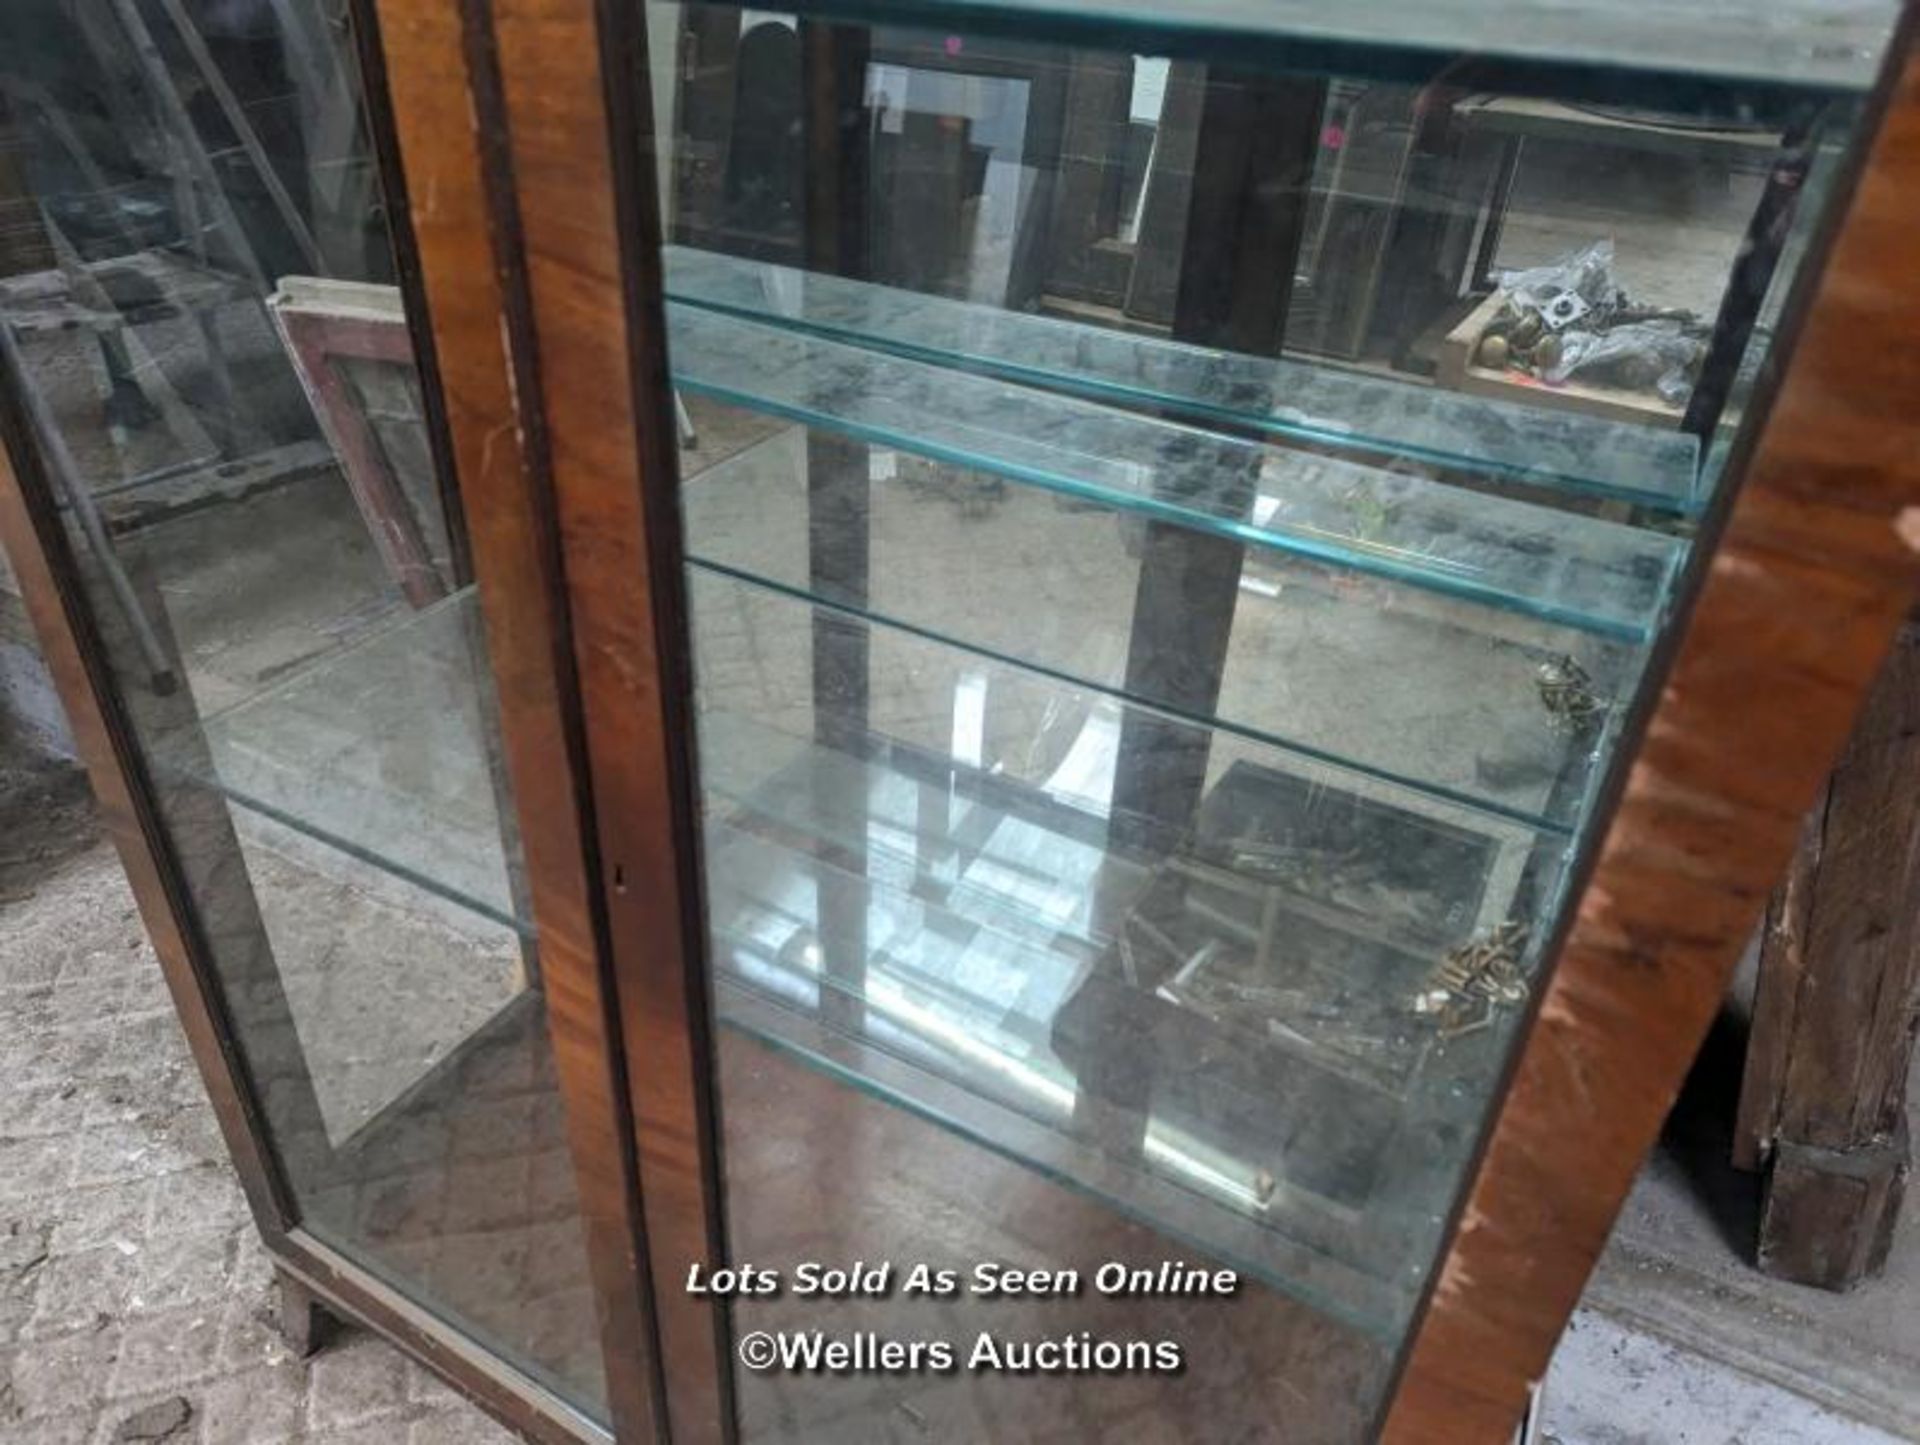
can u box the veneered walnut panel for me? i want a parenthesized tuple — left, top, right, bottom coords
(365, 0, 666, 1435)
(485, 0, 734, 1440)
(1383, 33, 1920, 1443)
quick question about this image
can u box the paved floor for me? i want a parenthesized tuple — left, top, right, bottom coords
(0, 757, 515, 1445)
(1542, 1308, 1904, 1444)
(1572, 1004, 1920, 1444)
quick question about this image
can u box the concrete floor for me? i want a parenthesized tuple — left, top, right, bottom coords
(0, 754, 516, 1444)
(1563, 1015, 1920, 1444)
(1542, 1308, 1905, 1444)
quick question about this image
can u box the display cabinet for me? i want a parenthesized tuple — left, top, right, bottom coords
(1, 0, 1918, 1440)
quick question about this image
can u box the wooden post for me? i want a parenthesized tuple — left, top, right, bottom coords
(1107, 64, 1325, 851)
(1735, 610, 1920, 1289)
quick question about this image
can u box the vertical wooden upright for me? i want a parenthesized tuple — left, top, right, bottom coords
(485, 0, 735, 1438)
(1736, 610, 1920, 1288)
(365, 0, 678, 1435)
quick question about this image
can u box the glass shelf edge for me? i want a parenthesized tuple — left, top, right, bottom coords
(663, 253, 1705, 518)
(153, 587, 534, 939)
(700, 684, 1556, 1314)
(714, 977, 1417, 1345)
(667, 311, 1680, 645)
(689, 554, 1578, 839)
(149, 757, 535, 938)
(190, 588, 476, 732)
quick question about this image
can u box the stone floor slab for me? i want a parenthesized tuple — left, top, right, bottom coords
(0, 759, 525, 1444)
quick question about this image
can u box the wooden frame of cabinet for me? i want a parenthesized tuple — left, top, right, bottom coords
(3, 1, 1919, 1442)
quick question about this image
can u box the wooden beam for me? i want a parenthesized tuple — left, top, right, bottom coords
(1737, 613, 1920, 1288)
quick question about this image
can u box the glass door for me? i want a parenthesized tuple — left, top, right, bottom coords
(0, 0, 653, 1432)
(612, 2, 1899, 1439)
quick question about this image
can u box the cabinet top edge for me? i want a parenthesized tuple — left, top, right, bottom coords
(669, 0, 1902, 107)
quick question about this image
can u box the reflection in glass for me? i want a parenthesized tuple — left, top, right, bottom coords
(641, 4, 1891, 1437)
(0, 0, 604, 1417)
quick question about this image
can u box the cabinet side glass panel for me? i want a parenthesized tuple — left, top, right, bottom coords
(0, 4, 608, 1419)
(640, 4, 1890, 1439)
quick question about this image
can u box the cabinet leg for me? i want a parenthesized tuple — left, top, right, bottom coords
(275, 1269, 343, 1357)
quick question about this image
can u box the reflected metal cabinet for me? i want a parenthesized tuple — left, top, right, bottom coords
(2, 0, 1919, 1441)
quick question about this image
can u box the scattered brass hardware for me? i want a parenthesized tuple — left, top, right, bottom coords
(1536, 653, 1604, 733)
(1417, 921, 1530, 1040)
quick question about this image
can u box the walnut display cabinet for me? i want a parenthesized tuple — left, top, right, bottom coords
(3, 0, 1919, 1439)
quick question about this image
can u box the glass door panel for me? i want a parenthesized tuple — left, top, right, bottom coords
(634, 2, 1890, 1438)
(0, 0, 610, 1419)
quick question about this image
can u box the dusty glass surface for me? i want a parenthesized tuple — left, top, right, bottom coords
(0, 0, 604, 1418)
(637, 1, 1901, 1437)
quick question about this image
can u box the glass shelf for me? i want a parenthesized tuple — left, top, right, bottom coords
(689, 569, 1565, 1333)
(124, 404, 1636, 1335)
(684, 427, 1633, 829)
(129, 561, 1568, 1336)
(148, 589, 527, 935)
(713, 978, 1417, 1338)
(691, 682, 1558, 982)
(667, 305, 1686, 642)
(667, 245, 1704, 515)
(666, 0, 1898, 96)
